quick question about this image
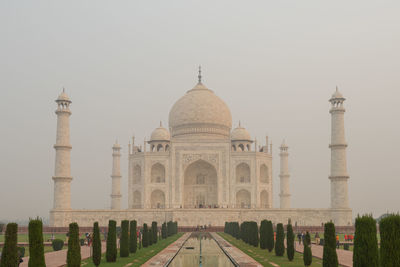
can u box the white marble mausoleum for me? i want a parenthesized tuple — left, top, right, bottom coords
(50, 70, 352, 227)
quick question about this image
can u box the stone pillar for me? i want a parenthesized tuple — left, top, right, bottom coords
(52, 89, 72, 210)
(329, 87, 349, 209)
(279, 140, 291, 209)
(111, 141, 122, 209)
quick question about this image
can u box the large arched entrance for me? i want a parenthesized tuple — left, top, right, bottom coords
(184, 160, 218, 208)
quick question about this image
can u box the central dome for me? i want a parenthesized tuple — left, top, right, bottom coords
(168, 82, 232, 138)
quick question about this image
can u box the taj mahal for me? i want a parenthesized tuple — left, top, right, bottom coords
(50, 69, 352, 227)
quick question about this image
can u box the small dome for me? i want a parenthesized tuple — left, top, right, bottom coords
(331, 87, 344, 99)
(56, 89, 71, 102)
(150, 123, 170, 141)
(231, 123, 251, 141)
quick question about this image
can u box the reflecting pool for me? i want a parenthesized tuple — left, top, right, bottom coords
(168, 232, 235, 267)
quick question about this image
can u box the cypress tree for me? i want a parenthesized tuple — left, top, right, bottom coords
(162, 222, 167, 239)
(251, 221, 259, 247)
(0, 223, 18, 267)
(151, 222, 158, 244)
(260, 220, 268, 249)
(120, 220, 129, 257)
(303, 232, 312, 266)
(266, 220, 274, 252)
(129, 220, 137, 253)
(142, 223, 149, 248)
(286, 223, 295, 261)
(379, 214, 400, 267)
(28, 218, 45, 267)
(275, 223, 285, 256)
(353, 215, 379, 267)
(92, 222, 101, 266)
(322, 222, 338, 267)
(148, 226, 153, 246)
(106, 220, 117, 262)
(67, 222, 81, 267)
(167, 221, 173, 237)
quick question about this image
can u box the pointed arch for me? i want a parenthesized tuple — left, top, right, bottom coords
(133, 190, 142, 208)
(151, 163, 165, 183)
(151, 190, 165, 209)
(133, 165, 141, 184)
(260, 164, 269, 183)
(236, 162, 251, 183)
(236, 189, 251, 208)
(260, 190, 269, 208)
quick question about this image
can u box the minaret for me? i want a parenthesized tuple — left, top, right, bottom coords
(329, 87, 349, 209)
(279, 140, 291, 209)
(52, 89, 72, 210)
(111, 141, 122, 209)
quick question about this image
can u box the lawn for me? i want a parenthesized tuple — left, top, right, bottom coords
(0, 233, 87, 242)
(82, 233, 183, 267)
(0, 246, 55, 257)
(218, 232, 323, 267)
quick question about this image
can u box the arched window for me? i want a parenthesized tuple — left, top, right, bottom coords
(260, 190, 269, 208)
(236, 163, 251, 183)
(157, 144, 163, 152)
(260, 164, 269, 183)
(151, 190, 165, 209)
(236, 189, 251, 208)
(133, 165, 141, 184)
(151, 163, 165, 183)
(132, 190, 142, 208)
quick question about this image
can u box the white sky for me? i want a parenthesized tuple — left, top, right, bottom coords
(1, 0, 399, 221)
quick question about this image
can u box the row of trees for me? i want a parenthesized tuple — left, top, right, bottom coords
(102, 220, 178, 266)
(224, 220, 312, 266)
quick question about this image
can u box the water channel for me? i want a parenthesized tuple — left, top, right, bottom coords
(168, 233, 235, 267)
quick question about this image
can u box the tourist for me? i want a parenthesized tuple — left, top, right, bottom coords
(315, 232, 320, 245)
(336, 234, 340, 248)
(297, 232, 302, 244)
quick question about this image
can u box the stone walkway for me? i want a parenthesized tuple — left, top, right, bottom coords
(19, 242, 106, 267)
(141, 233, 190, 267)
(295, 243, 352, 267)
(211, 232, 262, 267)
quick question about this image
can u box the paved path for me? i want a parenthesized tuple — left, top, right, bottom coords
(141, 233, 190, 267)
(20, 242, 106, 267)
(211, 232, 262, 267)
(295, 243, 352, 267)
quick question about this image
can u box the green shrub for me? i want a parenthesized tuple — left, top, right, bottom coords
(129, 220, 137, 253)
(0, 223, 18, 267)
(266, 220, 274, 252)
(79, 239, 85, 246)
(343, 243, 350, 250)
(286, 223, 294, 261)
(250, 221, 259, 247)
(120, 220, 129, 257)
(151, 222, 158, 245)
(17, 247, 25, 258)
(28, 218, 45, 267)
(142, 223, 149, 248)
(379, 214, 400, 267)
(259, 220, 268, 249)
(92, 222, 101, 266)
(353, 215, 378, 267)
(275, 223, 285, 256)
(67, 222, 81, 267)
(322, 222, 338, 267)
(303, 232, 312, 266)
(162, 222, 167, 239)
(106, 220, 117, 262)
(167, 221, 173, 237)
(52, 239, 64, 251)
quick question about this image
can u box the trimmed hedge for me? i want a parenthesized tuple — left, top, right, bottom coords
(266, 220, 274, 252)
(51, 239, 64, 251)
(379, 214, 400, 267)
(151, 222, 158, 245)
(353, 215, 379, 267)
(28, 218, 45, 267)
(129, 220, 137, 253)
(275, 223, 285, 256)
(92, 222, 101, 267)
(142, 223, 149, 248)
(303, 232, 312, 266)
(106, 220, 117, 262)
(0, 223, 18, 267)
(286, 223, 294, 261)
(67, 222, 81, 267)
(322, 222, 338, 267)
(120, 220, 129, 257)
(259, 220, 268, 249)
(162, 222, 167, 239)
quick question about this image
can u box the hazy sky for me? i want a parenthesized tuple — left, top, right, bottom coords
(1, 1, 399, 222)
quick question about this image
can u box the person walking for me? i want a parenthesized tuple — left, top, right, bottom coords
(315, 232, 320, 245)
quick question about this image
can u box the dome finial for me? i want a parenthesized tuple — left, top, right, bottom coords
(160, 120, 162, 127)
(198, 65, 202, 84)
(62, 87, 65, 93)
(239, 120, 241, 127)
